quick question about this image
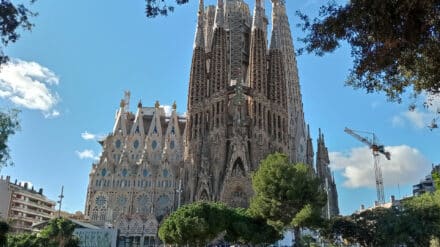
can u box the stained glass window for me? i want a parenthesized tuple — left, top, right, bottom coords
(115, 139, 122, 149)
(95, 195, 107, 207)
(117, 195, 127, 206)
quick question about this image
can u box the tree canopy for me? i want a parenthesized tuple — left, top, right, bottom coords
(249, 153, 327, 243)
(298, 0, 440, 103)
(324, 191, 440, 246)
(0, 109, 20, 169)
(158, 201, 281, 246)
(145, 0, 189, 18)
(0, 0, 36, 65)
(7, 218, 79, 247)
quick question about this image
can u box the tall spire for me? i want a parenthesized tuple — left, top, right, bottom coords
(249, 0, 267, 95)
(194, 0, 205, 48)
(214, 0, 224, 28)
(270, 0, 284, 50)
(252, 0, 265, 30)
(188, 0, 207, 108)
(208, 0, 228, 95)
(270, 0, 307, 163)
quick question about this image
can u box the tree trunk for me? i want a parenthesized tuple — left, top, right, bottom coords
(293, 227, 301, 247)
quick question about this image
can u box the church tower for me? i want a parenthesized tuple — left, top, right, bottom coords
(316, 129, 340, 218)
(184, 0, 309, 207)
(83, 0, 340, 241)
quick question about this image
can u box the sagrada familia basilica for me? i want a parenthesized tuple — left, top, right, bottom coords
(84, 0, 339, 245)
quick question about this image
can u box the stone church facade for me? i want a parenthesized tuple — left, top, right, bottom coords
(84, 98, 185, 246)
(183, 0, 312, 208)
(84, 0, 339, 245)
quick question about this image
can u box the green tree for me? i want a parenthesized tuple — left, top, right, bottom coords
(39, 218, 79, 247)
(145, 0, 189, 18)
(401, 191, 440, 246)
(0, 221, 9, 247)
(298, 0, 440, 120)
(225, 207, 282, 245)
(7, 233, 44, 247)
(324, 207, 397, 246)
(159, 201, 281, 246)
(249, 153, 327, 245)
(324, 192, 440, 246)
(159, 202, 229, 246)
(0, 109, 20, 170)
(432, 171, 440, 190)
(6, 218, 79, 247)
(0, 1, 36, 65)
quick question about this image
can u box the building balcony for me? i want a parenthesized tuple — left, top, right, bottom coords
(10, 206, 54, 220)
(12, 197, 55, 212)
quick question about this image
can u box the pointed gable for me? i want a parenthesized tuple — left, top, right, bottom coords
(163, 102, 183, 165)
(146, 101, 164, 165)
(130, 101, 146, 137)
(113, 99, 128, 136)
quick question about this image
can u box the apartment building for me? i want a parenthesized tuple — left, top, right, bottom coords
(0, 175, 56, 232)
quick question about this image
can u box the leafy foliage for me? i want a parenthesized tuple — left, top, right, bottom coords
(145, 0, 189, 18)
(39, 218, 79, 247)
(0, 109, 20, 169)
(324, 191, 440, 246)
(158, 201, 281, 246)
(0, 0, 36, 65)
(324, 207, 402, 246)
(7, 218, 79, 247)
(7, 233, 45, 247)
(225, 207, 281, 245)
(249, 153, 326, 243)
(432, 171, 440, 190)
(298, 0, 440, 104)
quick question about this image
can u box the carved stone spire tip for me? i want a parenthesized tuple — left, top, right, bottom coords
(214, 0, 224, 28)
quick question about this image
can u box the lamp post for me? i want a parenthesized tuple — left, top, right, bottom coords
(57, 186, 64, 218)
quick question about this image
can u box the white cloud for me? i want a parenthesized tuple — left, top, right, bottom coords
(403, 110, 428, 129)
(392, 93, 440, 129)
(371, 101, 380, 109)
(391, 115, 405, 127)
(330, 145, 431, 188)
(81, 131, 105, 141)
(0, 59, 60, 117)
(76, 149, 100, 160)
(81, 131, 97, 140)
(426, 93, 440, 113)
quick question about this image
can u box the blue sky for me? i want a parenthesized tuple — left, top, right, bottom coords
(0, 0, 439, 216)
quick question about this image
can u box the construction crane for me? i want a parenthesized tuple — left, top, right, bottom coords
(344, 127, 391, 205)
